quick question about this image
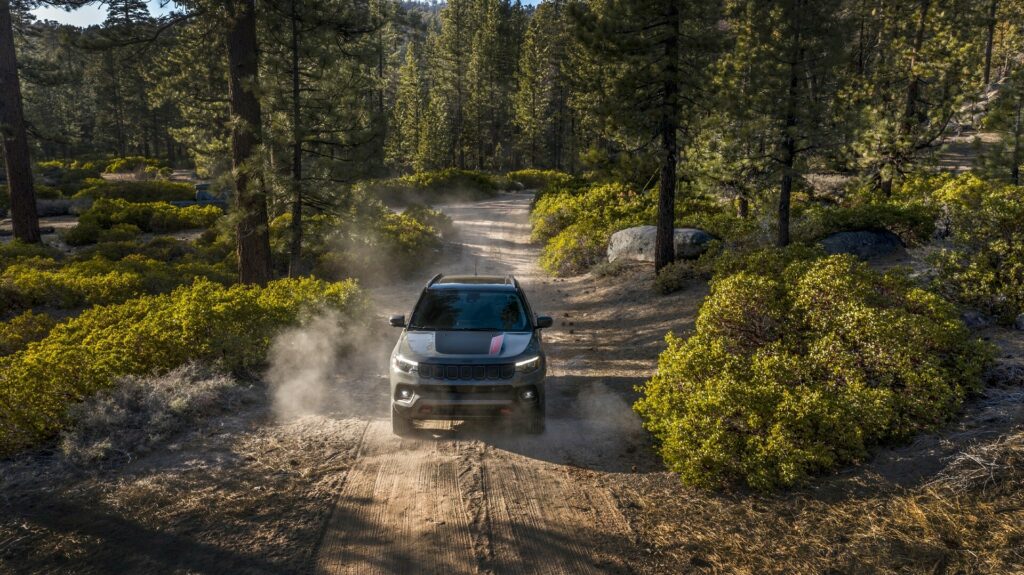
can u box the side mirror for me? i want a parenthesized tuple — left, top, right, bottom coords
(536, 316, 553, 329)
(389, 314, 406, 328)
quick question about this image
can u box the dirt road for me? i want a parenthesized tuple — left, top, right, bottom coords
(314, 193, 666, 574)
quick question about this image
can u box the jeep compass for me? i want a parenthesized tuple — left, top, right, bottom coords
(388, 274, 553, 436)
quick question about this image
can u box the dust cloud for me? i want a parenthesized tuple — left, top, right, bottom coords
(265, 311, 346, 420)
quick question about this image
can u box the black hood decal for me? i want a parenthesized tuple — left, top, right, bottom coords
(434, 331, 501, 355)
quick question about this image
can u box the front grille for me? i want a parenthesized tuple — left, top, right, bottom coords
(419, 363, 515, 380)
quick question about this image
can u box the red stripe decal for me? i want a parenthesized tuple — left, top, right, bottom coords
(489, 334, 504, 355)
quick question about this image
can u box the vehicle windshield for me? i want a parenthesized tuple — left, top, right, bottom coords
(409, 289, 530, 331)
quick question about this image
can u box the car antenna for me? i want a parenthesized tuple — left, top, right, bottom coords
(474, 257, 479, 276)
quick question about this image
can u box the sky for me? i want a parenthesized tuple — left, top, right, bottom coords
(32, 1, 181, 27)
(31, 0, 538, 27)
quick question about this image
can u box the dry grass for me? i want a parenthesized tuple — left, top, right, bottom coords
(619, 404, 1024, 574)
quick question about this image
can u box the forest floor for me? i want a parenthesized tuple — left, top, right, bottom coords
(2, 192, 1023, 574)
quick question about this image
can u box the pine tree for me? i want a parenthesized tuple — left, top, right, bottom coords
(388, 43, 425, 172)
(0, 0, 40, 243)
(573, 0, 722, 271)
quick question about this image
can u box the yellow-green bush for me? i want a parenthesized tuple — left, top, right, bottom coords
(504, 169, 577, 191)
(0, 311, 58, 356)
(0, 255, 234, 311)
(0, 277, 366, 454)
(0, 240, 61, 272)
(358, 169, 500, 205)
(269, 200, 443, 281)
(103, 156, 164, 174)
(63, 199, 222, 246)
(533, 183, 655, 275)
(793, 201, 938, 245)
(634, 254, 992, 490)
(73, 180, 195, 203)
(926, 174, 1024, 324)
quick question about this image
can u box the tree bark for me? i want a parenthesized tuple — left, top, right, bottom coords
(778, 29, 803, 247)
(226, 0, 272, 285)
(654, 4, 679, 273)
(288, 0, 303, 278)
(984, 0, 999, 87)
(1013, 92, 1021, 185)
(0, 0, 40, 243)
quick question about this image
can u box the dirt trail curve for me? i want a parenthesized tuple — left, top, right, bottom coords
(314, 193, 657, 575)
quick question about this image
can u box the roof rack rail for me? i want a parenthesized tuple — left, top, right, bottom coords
(504, 274, 515, 286)
(426, 273, 443, 287)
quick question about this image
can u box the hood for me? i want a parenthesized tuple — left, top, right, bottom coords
(402, 330, 534, 360)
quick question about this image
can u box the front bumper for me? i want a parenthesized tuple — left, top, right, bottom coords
(391, 364, 545, 420)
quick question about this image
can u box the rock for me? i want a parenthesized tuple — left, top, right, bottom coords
(607, 225, 716, 263)
(819, 229, 904, 260)
(961, 310, 991, 329)
(1015, 313, 1024, 331)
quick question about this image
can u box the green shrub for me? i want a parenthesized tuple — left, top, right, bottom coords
(403, 204, 455, 239)
(654, 251, 718, 295)
(0, 311, 58, 356)
(504, 169, 577, 191)
(73, 180, 195, 203)
(97, 223, 142, 243)
(533, 183, 655, 275)
(927, 174, 1024, 324)
(0, 255, 234, 311)
(63, 199, 222, 246)
(36, 160, 103, 194)
(0, 277, 366, 454)
(794, 201, 938, 245)
(104, 156, 163, 174)
(359, 169, 500, 205)
(634, 254, 992, 490)
(0, 240, 61, 272)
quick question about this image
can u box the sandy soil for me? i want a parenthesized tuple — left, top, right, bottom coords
(2, 192, 1021, 574)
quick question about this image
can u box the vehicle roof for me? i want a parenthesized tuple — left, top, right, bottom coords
(428, 275, 517, 291)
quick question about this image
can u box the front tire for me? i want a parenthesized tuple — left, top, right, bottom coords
(392, 406, 414, 437)
(525, 403, 546, 435)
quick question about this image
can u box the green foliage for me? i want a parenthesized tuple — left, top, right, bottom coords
(269, 199, 444, 282)
(635, 254, 992, 490)
(63, 199, 222, 246)
(0, 255, 234, 312)
(654, 247, 720, 294)
(103, 156, 164, 174)
(535, 183, 655, 275)
(505, 169, 577, 191)
(358, 169, 500, 205)
(402, 204, 455, 239)
(73, 180, 195, 203)
(0, 241, 61, 272)
(0, 278, 366, 454)
(793, 201, 938, 245)
(926, 174, 1024, 324)
(0, 311, 59, 357)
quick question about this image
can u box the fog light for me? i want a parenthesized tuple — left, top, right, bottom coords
(396, 386, 414, 401)
(520, 389, 536, 400)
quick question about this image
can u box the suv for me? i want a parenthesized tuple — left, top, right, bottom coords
(388, 274, 553, 436)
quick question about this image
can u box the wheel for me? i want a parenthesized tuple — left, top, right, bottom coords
(392, 406, 414, 437)
(525, 404, 546, 435)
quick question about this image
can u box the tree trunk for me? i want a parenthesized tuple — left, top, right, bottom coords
(654, 3, 679, 273)
(778, 38, 803, 247)
(288, 0, 303, 278)
(227, 0, 272, 285)
(1013, 93, 1021, 185)
(984, 0, 999, 87)
(0, 0, 40, 243)
(737, 195, 749, 218)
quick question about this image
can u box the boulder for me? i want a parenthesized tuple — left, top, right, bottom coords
(819, 229, 904, 260)
(607, 226, 716, 263)
(1015, 313, 1024, 331)
(961, 310, 991, 329)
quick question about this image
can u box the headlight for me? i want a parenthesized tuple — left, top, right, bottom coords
(515, 356, 541, 374)
(394, 354, 418, 373)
